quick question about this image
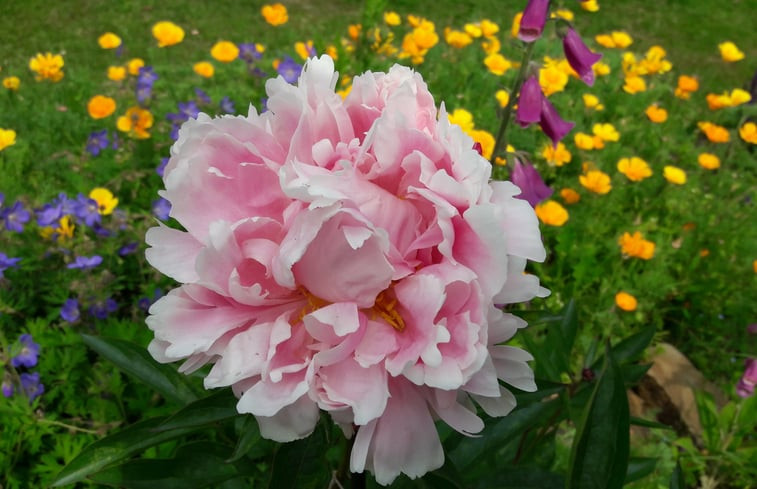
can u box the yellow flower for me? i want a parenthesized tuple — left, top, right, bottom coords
(0, 128, 17, 152)
(348, 24, 362, 41)
(675, 75, 699, 99)
(698, 121, 730, 143)
(552, 9, 574, 21)
(639, 45, 672, 74)
(481, 37, 500, 55)
(615, 292, 637, 311)
(707, 89, 751, 110)
(463, 22, 482, 38)
(535, 200, 569, 226)
(645, 105, 667, 123)
(484, 53, 512, 76)
(560, 188, 581, 204)
(210, 41, 239, 63)
(2, 76, 20, 90)
(116, 106, 154, 139)
(580, 170, 612, 194)
(582, 93, 604, 111)
(623, 76, 646, 94)
(510, 12, 522, 38)
(619, 231, 655, 259)
(107, 66, 126, 81)
(97, 32, 122, 49)
(127, 58, 145, 76)
(89, 188, 118, 215)
(697, 153, 721, 170)
(718, 41, 744, 62)
(448, 108, 474, 133)
(617, 157, 652, 182)
(469, 129, 495, 160)
(740, 122, 757, 144)
(294, 40, 315, 60)
(193, 61, 215, 78)
(325, 45, 338, 60)
(595, 31, 632, 49)
(593, 62, 611, 76)
(539, 64, 569, 96)
(40, 216, 75, 241)
(480, 19, 499, 37)
(444, 29, 473, 49)
(581, 0, 599, 12)
(261, 3, 288, 26)
(384, 11, 401, 26)
(663, 165, 686, 185)
(87, 95, 116, 119)
(542, 142, 572, 166)
(152, 21, 184, 47)
(29, 52, 64, 82)
(574, 132, 596, 150)
(495, 90, 509, 108)
(593, 123, 619, 142)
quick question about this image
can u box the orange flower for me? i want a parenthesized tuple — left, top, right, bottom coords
(645, 105, 667, 123)
(560, 188, 581, 204)
(261, 3, 288, 26)
(127, 58, 145, 76)
(87, 95, 116, 119)
(193, 61, 215, 78)
(615, 292, 637, 311)
(619, 231, 655, 259)
(698, 121, 730, 143)
(579, 170, 612, 194)
(107, 66, 126, 81)
(210, 41, 239, 63)
(617, 157, 652, 182)
(152, 21, 184, 47)
(697, 153, 720, 170)
(98, 32, 122, 49)
(739, 122, 757, 144)
(535, 200, 569, 226)
(675, 75, 699, 99)
(116, 106, 154, 139)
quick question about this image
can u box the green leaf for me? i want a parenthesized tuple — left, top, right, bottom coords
(629, 416, 674, 431)
(694, 391, 719, 451)
(227, 416, 275, 462)
(525, 301, 578, 382)
(81, 334, 199, 404)
(51, 417, 195, 486)
(607, 327, 655, 365)
(267, 424, 331, 489)
(669, 461, 684, 489)
(624, 457, 658, 484)
(477, 466, 564, 489)
(155, 389, 238, 432)
(567, 347, 630, 489)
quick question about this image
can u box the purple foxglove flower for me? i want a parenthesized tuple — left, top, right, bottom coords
(67, 255, 103, 269)
(20, 372, 44, 402)
(2, 379, 12, 398)
(86, 129, 109, 156)
(737, 358, 757, 398)
(73, 194, 101, 227)
(60, 298, 80, 322)
(510, 159, 553, 207)
(152, 197, 172, 221)
(11, 334, 40, 368)
(220, 96, 236, 114)
(562, 28, 602, 86)
(518, 0, 550, 43)
(3, 201, 30, 232)
(277, 56, 302, 84)
(539, 97, 575, 147)
(0, 252, 21, 278)
(516, 76, 543, 127)
(90, 298, 118, 320)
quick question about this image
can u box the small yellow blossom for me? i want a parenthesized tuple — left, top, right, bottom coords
(615, 292, 637, 311)
(617, 157, 652, 182)
(448, 108, 475, 132)
(469, 129, 495, 160)
(193, 61, 215, 78)
(595, 31, 632, 49)
(539, 64, 569, 96)
(2, 76, 20, 90)
(294, 40, 315, 60)
(740, 122, 757, 144)
(98, 32, 122, 49)
(542, 142, 572, 166)
(89, 188, 118, 215)
(107, 66, 126, 81)
(619, 231, 655, 259)
(510, 12, 522, 38)
(481, 37, 501, 55)
(40, 216, 75, 241)
(262, 3, 288, 26)
(574, 132, 596, 150)
(127, 58, 145, 76)
(29, 52, 64, 82)
(87, 95, 116, 119)
(325, 45, 338, 60)
(552, 9, 574, 21)
(718, 41, 744, 62)
(495, 90, 509, 108)
(675, 75, 699, 99)
(698, 121, 730, 143)
(384, 11, 401, 26)
(623, 76, 647, 94)
(0, 128, 16, 152)
(593, 123, 619, 142)
(152, 21, 184, 47)
(645, 105, 668, 123)
(663, 165, 687, 185)
(117, 106, 154, 139)
(706, 88, 751, 110)
(348, 24, 362, 41)
(463, 22, 482, 38)
(210, 41, 239, 63)
(639, 45, 672, 74)
(444, 29, 473, 49)
(697, 153, 721, 170)
(582, 93, 604, 110)
(560, 188, 581, 204)
(484, 53, 512, 76)
(593, 62, 611, 76)
(580, 170, 612, 194)
(581, 0, 599, 12)
(480, 19, 499, 37)
(535, 200, 569, 226)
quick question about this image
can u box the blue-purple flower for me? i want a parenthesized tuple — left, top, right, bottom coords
(194, 87, 212, 105)
(11, 334, 40, 368)
(73, 194, 101, 227)
(60, 298, 81, 323)
(86, 129, 110, 156)
(2, 200, 30, 232)
(220, 96, 236, 114)
(510, 159, 553, 207)
(136, 66, 158, 104)
(1, 379, 12, 398)
(20, 372, 44, 402)
(238, 42, 263, 63)
(89, 298, 118, 320)
(0, 252, 21, 278)
(118, 241, 139, 256)
(152, 197, 171, 220)
(276, 56, 303, 84)
(67, 255, 103, 270)
(156, 157, 169, 177)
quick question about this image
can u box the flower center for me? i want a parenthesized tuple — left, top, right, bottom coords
(369, 289, 405, 332)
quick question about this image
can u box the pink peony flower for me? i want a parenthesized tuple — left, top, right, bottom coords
(145, 55, 548, 485)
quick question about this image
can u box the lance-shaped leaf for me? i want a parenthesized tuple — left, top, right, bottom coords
(267, 424, 331, 489)
(154, 389, 238, 432)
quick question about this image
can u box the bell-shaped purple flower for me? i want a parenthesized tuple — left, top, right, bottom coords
(562, 28, 602, 86)
(510, 159, 553, 207)
(737, 358, 757, 398)
(539, 97, 575, 147)
(516, 76, 543, 127)
(518, 0, 551, 43)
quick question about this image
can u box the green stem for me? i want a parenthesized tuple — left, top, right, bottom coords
(489, 41, 536, 165)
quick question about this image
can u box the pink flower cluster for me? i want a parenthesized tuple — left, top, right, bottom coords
(145, 55, 547, 484)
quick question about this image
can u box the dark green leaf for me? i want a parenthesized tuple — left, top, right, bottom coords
(474, 466, 564, 489)
(625, 457, 658, 484)
(530, 301, 578, 381)
(51, 417, 195, 486)
(669, 461, 684, 489)
(227, 416, 275, 462)
(621, 363, 652, 384)
(514, 380, 566, 405)
(155, 389, 238, 432)
(606, 327, 655, 365)
(629, 416, 674, 431)
(81, 334, 199, 404)
(267, 424, 331, 489)
(567, 347, 630, 489)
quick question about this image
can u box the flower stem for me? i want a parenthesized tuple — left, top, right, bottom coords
(490, 41, 536, 165)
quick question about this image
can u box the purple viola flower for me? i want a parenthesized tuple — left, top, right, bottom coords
(156, 157, 169, 177)
(510, 159, 553, 207)
(195, 87, 212, 105)
(60, 298, 80, 323)
(73, 194, 101, 227)
(11, 334, 40, 368)
(518, 0, 550, 43)
(539, 97, 575, 147)
(67, 255, 103, 270)
(3, 201, 31, 232)
(737, 358, 757, 398)
(20, 372, 44, 402)
(276, 56, 303, 84)
(0, 252, 21, 278)
(562, 28, 603, 86)
(90, 298, 118, 320)
(516, 76, 543, 127)
(2, 379, 12, 398)
(136, 66, 158, 103)
(220, 96, 236, 114)
(86, 129, 109, 156)
(118, 241, 139, 256)
(152, 197, 172, 220)
(238, 42, 263, 63)
(36, 203, 62, 227)
(167, 101, 200, 124)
